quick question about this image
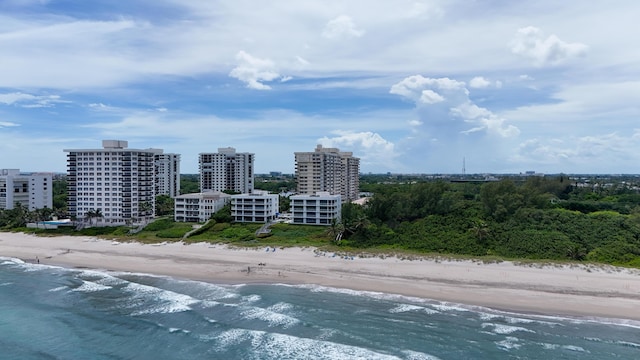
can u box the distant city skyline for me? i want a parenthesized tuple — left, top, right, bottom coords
(1, 1, 639, 175)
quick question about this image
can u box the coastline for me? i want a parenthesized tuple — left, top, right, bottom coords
(2, 231, 640, 322)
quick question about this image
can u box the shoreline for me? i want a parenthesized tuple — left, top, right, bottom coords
(2, 232, 640, 322)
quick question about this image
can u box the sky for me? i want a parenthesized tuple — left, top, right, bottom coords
(1, 0, 639, 175)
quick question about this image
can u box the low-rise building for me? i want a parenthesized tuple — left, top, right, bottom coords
(231, 190, 279, 223)
(174, 191, 231, 223)
(290, 192, 341, 225)
(0, 169, 52, 211)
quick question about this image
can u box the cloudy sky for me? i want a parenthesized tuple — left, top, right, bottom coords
(1, 1, 639, 174)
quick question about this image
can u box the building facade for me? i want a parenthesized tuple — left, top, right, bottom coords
(174, 191, 231, 223)
(290, 192, 341, 226)
(199, 147, 254, 194)
(64, 140, 158, 225)
(155, 153, 180, 198)
(230, 190, 279, 223)
(0, 169, 52, 211)
(294, 144, 360, 201)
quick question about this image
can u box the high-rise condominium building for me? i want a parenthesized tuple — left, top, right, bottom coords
(64, 140, 177, 225)
(0, 169, 52, 211)
(294, 144, 360, 202)
(155, 153, 180, 198)
(199, 147, 254, 194)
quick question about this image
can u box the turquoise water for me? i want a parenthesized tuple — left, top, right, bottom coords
(1, 256, 638, 359)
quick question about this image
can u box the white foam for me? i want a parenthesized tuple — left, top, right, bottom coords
(48, 286, 67, 292)
(0, 257, 24, 264)
(401, 350, 443, 360)
(496, 337, 522, 351)
(215, 329, 410, 359)
(616, 341, 640, 348)
(389, 304, 439, 315)
(72, 280, 112, 293)
(562, 345, 588, 352)
(431, 303, 471, 313)
(122, 282, 200, 315)
(242, 294, 261, 303)
(481, 323, 535, 335)
(267, 302, 293, 313)
(215, 328, 253, 347)
(240, 307, 300, 328)
(0, 282, 12, 286)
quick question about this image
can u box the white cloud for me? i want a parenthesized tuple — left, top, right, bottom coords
(318, 130, 398, 169)
(405, 1, 444, 19)
(389, 75, 466, 102)
(0, 121, 20, 128)
(420, 90, 445, 104)
(0, 92, 36, 105)
(510, 133, 636, 170)
(0, 92, 65, 107)
(228, 51, 281, 90)
(390, 75, 518, 138)
(322, 15, 365, 39)
(510, 26, 588, 66)
(469, 76, 491, 89)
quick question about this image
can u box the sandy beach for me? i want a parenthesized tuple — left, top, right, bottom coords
(1, 231, 639, 321)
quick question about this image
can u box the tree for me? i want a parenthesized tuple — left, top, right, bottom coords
(279, 196, 290, 213)
(341, 203, 369, 237)
(84, 209, 103, 226)
(211, 204, 232, 223)
(94, 209, 103, 225)
(139, 201, 152, 218)
(155, 195, 174, 216)
(84, 209, 96, 225)
(469, 220, 490, 244)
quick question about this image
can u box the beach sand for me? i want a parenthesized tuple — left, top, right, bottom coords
(2, 231, 639, 321)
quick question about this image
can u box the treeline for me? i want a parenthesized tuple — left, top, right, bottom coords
(340, 176, 640, 267)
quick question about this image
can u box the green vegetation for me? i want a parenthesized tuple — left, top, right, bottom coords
(180, 174, 199, 194)
(343, 176, 640, 267)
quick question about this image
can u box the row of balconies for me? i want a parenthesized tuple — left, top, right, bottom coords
(291, 206, 338, 212)
(292, 213, 337, 219)
(232, 210, 271, 216)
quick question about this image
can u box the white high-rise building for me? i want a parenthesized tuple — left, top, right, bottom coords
(199, 147, 254, 194)
(0, 169, 52, 211)
(64, 140, 158, 225)
(295, 145, 360, 202)
(155, 153, 180, 198)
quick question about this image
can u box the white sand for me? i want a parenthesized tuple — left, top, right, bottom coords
(2, 231, 640, 321)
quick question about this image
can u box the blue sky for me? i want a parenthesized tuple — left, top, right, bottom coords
(1, 0, 639, 174)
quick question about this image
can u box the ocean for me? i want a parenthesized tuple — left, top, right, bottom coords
(1, 257, 638, 359)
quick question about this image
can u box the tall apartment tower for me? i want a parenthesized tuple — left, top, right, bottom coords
(199, 147, 254, 194)
(154, 153, 180, 198)
(0, 169, 52, 210)
(64, 140, 158, 225)
(294, 144, 360, 201)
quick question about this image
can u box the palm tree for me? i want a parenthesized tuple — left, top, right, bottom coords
(139, 201, 152, 219)
(326, 218, 345, 244)
(93, 209, 103, 226)
(470, 220, 490, 244)
(84, 209, 96, 226)
(567, 244, 587, 261)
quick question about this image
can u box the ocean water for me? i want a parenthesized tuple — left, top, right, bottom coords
(1, 257, 638, 360)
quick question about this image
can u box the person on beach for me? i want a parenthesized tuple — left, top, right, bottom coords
(36, 256, 39, 264)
